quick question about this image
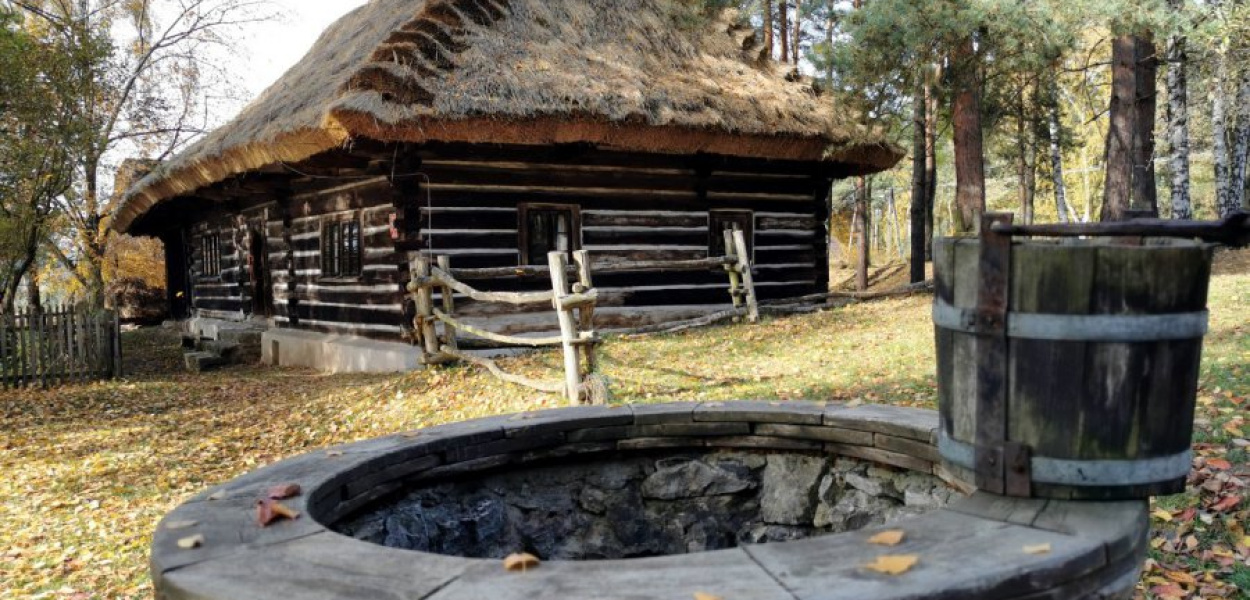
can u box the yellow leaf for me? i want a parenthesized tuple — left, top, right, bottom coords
(1241, 536, 1250, 548)
(693, 594, 723, 600)
(864, 554, 919, 575)
(503, 552, 541, 572)
(867, 530, 905, 546)
(1151, 508, 1173, 522)
(176, 534, 204, 550)
(1022, 543, 1051, 555)
(1165, 570, 1197, 585)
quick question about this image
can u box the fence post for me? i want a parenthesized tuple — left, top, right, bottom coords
(436, 255, 459, 354)
(410, 255, 441, 360)
(548, 251, 582, 405)
(0, 312, 8, 389)
(572, 250, 597, 375)
(731, 229, 760, 323)
(723, 230, 743, 319)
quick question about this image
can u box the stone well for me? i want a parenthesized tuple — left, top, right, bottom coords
(151, 402, 1148, 600)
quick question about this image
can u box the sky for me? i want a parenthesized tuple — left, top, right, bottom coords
(233, 1, 369, 103)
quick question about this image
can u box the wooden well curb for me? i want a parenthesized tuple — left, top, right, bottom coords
(152, 401, 1147, 600)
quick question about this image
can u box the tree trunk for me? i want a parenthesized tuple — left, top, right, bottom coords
(764, 1, 774, 60)
(1166, 14, 1192, 220)
(1132, 36, 1159, 215)
(951, 36, 985, 233)
(1049, 104, 1071, 224)
(779, 1, 790, 63)
(1103, 35, 1137, 222)
(910, 80, 928, 283)
(1213, 42, 1231, 217)
(925, 71, 938, 253)
(792, 0, 802, 64)
(1230, 68, 1250, 215)
(1017, 93, 1035, 224)
(824, 2, 835, 83)
(855, 177, 870, 291)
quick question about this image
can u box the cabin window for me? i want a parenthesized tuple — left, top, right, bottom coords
(519, 204, 580, 265)
(322, 217, 362, 278)
(200, 234, 222, 278)
(708, 210, 754, 258)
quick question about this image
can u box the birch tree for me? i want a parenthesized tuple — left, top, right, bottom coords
(1166, 0, 1192, 219)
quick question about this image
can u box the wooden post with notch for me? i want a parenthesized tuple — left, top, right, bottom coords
(411, 255, 441, 360)
(723, 230, 743, 319)
(572, 250, 597, 375)
(732, 228, 760, 324)
(548, 251, 582, 405)
(437, 256, 459, 354)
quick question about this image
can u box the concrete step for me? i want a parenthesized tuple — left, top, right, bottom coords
(197, 340, 241, 360)
(184, 351, 226, 373)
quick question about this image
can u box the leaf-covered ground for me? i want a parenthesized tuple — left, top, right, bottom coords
(0, 250, 1246, 599)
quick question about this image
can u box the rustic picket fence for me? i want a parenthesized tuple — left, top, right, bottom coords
(408, 229, 759, 405)
(0, 306, 122, 389)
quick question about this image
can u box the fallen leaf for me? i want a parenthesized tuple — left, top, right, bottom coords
(255, 499, 300, 527)
(176, 534, 204, 549)
(867, 530, 905, 546)
(207, 490, 226, 501)
(1211, 496, 1242, 512)
(693, 593, 723, 600)
(1165, 570, 1197, 585)
(864, 554, 918, 575)
(1206, 458, 1232, 470)
(1022, 543, 1051, 555)
(326, 450, 344, 457)
(164, 520, 198, 531)
(503, 552, 541, 572)
(266, 483, 302, 500)
(1152, 508, 1174, 522)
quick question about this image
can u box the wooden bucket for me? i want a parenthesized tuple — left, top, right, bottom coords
(933, 236, 1214, 500)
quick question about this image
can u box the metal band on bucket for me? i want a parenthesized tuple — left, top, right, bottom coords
(932, 298, 1209, 342)
(939, 430, 1192, 487)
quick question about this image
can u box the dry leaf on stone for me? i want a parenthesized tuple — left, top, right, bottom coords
(1022, 543, 1052, 555)
(164, 520, 198, 531)
(503, 552, 541, 572)
(176, 534, 204, 550)
(266, 483, 302, 500)
(326, 450, 344, 457)
(693, 593, 723, 600)
(255, 499, 300, 527)
(868, 530, 905, 546)
(207, 490, 226, 501)
(864, 554, 918, 575)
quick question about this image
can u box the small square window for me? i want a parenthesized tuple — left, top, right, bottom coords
(201, 234, 221, 277)
(322, 218, 362, 278)
(519, 204, 580, 265)
(709, 210, 753, 258)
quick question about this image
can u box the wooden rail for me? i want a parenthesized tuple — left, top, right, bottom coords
(0, 306, 121, 389)
(408, 238, 760, 404)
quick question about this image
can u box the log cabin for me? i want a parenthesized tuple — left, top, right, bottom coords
(112, 0, 902, 373)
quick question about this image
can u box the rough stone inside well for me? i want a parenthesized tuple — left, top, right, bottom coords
(336, 451, 955, 560)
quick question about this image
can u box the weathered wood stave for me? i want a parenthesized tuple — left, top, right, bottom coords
(934, 237, 1214, 500)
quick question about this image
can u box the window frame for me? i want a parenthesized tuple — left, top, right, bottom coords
(320, 213, 364, 280)
(517, 203, 582, 266)
(708, 209, 755, 260)
(199, 233, 222, 280)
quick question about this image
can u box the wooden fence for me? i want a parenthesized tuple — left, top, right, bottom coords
(0, 306, 122, 389)
(407, 230, 759, 405)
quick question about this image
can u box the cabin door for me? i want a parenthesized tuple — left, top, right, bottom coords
(249, 230, 274, 318)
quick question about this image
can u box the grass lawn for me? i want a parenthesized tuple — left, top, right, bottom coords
(0, 250, 1246, 600)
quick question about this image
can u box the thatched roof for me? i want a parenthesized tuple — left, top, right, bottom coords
(114, 0, 903, 233)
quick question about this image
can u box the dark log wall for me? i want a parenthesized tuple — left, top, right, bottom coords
(175, 145, 834, 340)
(186, 216, 245, 319)
(407, 155, 831, 332)
(270, 179, 407, 337)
